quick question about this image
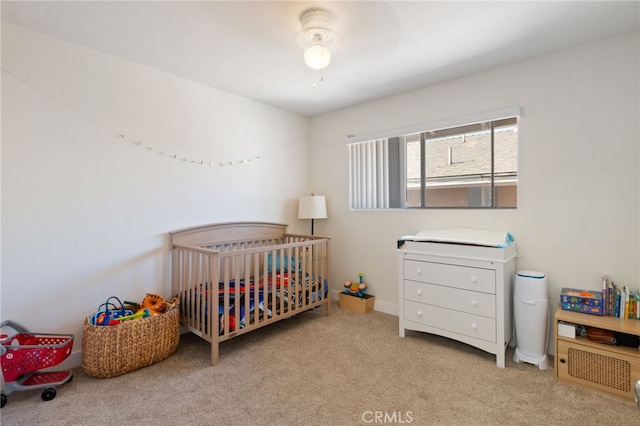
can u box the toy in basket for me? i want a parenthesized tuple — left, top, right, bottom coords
(87, 296, 134, 326)
(1, 320, 74, 408)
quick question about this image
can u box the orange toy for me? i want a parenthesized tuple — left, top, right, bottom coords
(141, 293, 168, 315)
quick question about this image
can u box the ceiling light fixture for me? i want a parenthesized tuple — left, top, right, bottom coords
(297, 8, 338, 85)
(304, 42, 331, 71)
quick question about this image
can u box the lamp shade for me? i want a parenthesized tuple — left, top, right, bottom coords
(298, 195, 328, 219)
(304, 45, 331, 70)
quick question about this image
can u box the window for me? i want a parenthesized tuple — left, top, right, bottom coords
(348, 109, 518, 209)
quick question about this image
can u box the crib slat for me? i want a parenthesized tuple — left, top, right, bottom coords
(252, 251, 260, 327)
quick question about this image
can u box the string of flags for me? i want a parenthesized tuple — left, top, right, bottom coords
(120, 134, 262, 167)
(3, 66, 304, 168)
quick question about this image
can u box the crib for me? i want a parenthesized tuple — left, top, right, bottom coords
(170, 222, 330, 365)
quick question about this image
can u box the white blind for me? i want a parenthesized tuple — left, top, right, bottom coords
(349, 139, 389, 209)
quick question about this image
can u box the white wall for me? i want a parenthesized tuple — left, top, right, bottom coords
(310, 31, 640, 351)
(1, 22, 311, 366)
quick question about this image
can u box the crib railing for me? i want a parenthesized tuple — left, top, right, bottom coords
(172, 234, 330, 364)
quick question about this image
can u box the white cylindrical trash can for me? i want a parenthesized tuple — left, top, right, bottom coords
(513, 270, 550, 369)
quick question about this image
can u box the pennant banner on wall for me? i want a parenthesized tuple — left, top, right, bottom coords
(3, 67, 306, 168)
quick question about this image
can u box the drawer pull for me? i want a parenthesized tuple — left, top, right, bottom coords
(416, 310, 422, 317)
(416, 289, 422, 296)
(470, 300, 478, 307)
(416, 268, 422, 275)
(470, 276, 478, 283)
(471, 323, 478, 330)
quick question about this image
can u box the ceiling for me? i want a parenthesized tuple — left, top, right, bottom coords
(2, 1, 639, 117)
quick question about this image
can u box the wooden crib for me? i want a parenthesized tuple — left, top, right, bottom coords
(170, 222, 330, 365)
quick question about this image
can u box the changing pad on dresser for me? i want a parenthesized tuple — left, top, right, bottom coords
(400, 227, 514, 248)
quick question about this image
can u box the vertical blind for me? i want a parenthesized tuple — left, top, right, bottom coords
(349, 139, 389, 209)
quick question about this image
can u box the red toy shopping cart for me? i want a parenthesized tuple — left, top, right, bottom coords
(1, 320, 74, 408)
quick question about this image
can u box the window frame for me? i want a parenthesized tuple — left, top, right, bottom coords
(347, 107, 519, 210)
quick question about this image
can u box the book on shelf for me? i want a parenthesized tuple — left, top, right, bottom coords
(598, 276, 639, 320)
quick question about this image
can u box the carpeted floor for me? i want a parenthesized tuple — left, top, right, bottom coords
(2, 301, 639, 425)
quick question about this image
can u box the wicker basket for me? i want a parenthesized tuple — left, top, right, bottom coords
(82, 307, 180, 378)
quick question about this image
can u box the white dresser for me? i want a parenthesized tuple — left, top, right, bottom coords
(398, 239, 516, 367)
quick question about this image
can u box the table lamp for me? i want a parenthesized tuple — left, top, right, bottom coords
(297, 194, 327, 235)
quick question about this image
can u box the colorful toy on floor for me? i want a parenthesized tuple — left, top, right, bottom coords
(343, 273, 367, 297)
(1, 320, 74, 408)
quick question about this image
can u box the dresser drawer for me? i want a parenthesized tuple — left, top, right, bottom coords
(404, 260, 495, 294)
(404, 300, 496, 342)
(404, 281, 496, 318)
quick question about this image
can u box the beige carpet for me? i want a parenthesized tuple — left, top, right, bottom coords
(2, 302, 639, 425)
